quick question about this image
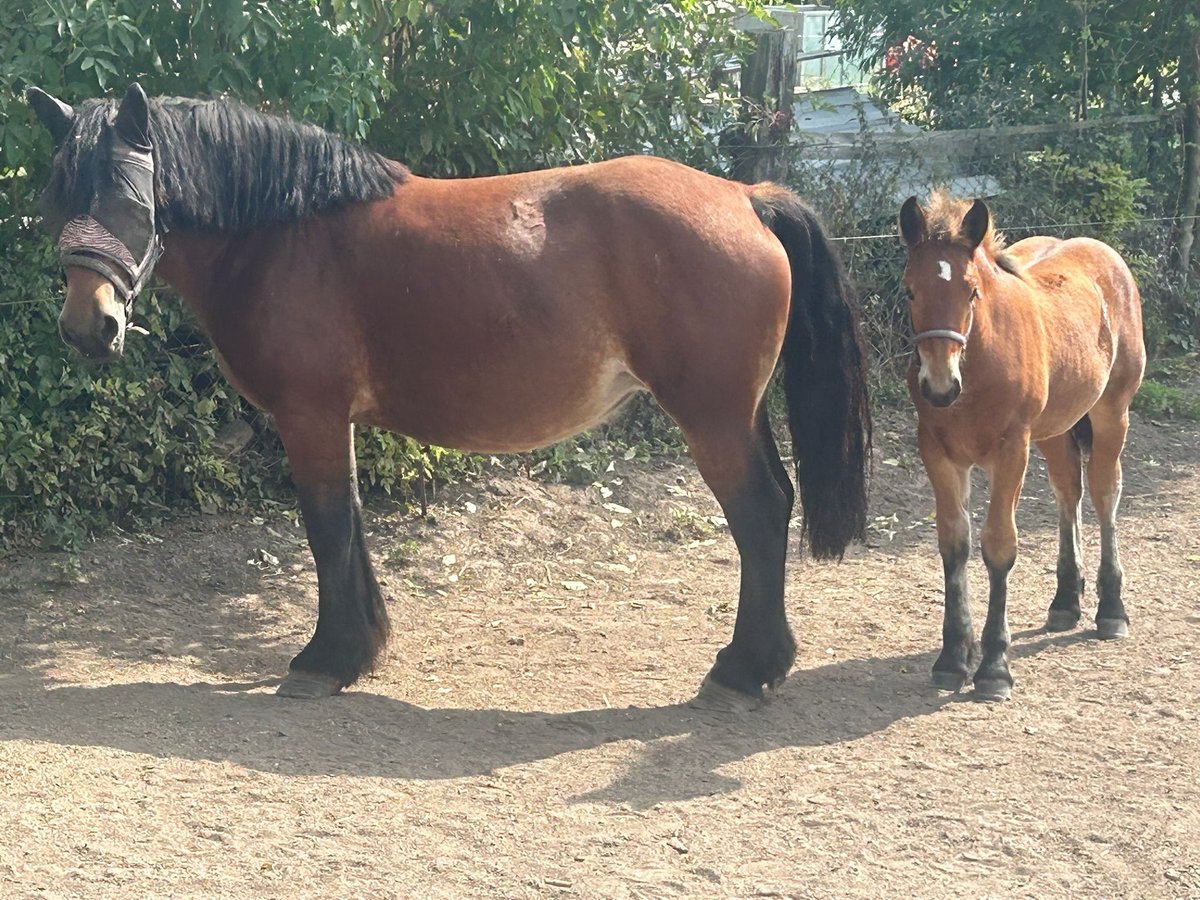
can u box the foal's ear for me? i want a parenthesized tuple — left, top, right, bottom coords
(899, 196, 926, 247)
(114, 82, 151, 149)
(26, 87, 75, 146)
(961, 199, 990, 250)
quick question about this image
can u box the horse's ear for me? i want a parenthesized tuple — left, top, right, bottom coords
(114, 82, 151, 149)
(26, 87, 75, 146)
(899, 196, 926, 247)
(961, 199, 990, 250)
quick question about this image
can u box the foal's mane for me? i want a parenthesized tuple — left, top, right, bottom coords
(924, 189, 1023, 277)
(43, 96, 409, 234)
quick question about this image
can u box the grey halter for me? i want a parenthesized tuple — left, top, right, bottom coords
(912, 290, 977, 347)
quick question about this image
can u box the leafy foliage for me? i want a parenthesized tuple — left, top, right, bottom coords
(358, 0, 747, 175)
(829, 0, 1198, 352)
(831, 0, 1194, 128)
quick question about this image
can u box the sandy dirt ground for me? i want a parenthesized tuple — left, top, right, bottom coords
(1, 403, 1198, 899)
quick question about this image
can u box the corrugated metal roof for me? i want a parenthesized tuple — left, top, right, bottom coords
(792, 86, 919, 136)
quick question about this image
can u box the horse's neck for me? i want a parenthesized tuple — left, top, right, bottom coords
(970, 259, 1021, 352)
(153, 230, 245, 332)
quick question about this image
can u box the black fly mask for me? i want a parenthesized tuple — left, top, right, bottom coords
(32, 83, 164, 306)
(58, 138, 162, 303)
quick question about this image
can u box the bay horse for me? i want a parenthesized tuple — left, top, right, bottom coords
(26, 83, 870, 707)
(899, 192, 1144, 701)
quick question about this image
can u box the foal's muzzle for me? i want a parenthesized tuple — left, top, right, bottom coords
(920, 376, 962, 408)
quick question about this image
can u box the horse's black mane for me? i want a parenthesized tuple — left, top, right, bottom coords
(43, 96, 408, 233)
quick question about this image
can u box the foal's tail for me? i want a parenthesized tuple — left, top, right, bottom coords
(1070, 414, 1094, 457)
(750, 184, 871, 559)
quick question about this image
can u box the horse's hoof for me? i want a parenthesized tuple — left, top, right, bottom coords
(972, 678, 1012, 703)
(1096, 618, 1129, 640)
(690, 676, 763, 714)
(276, 671, 344, 699)
(1045, 609, 1080, 632)
(931, 669, 969, 692)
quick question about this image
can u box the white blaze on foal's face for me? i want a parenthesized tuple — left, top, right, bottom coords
(908, 252, 970, 408)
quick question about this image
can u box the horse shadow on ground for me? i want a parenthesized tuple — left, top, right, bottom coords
(0, 628, 1094, 808)
(1, 408, 1185, 808)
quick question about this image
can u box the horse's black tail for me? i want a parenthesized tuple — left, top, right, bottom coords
(750, 184, 871, 559)
(1070, 414, 1094, 457)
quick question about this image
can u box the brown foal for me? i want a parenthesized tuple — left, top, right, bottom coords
(900, 192, 1144, 701)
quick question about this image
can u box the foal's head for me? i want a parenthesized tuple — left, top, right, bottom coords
(28, 83, 162, 361)
(899, 193, 998, 408)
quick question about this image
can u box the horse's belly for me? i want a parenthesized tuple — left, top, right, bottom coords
(354, 356, 646, 454)
(1031, 366, 1110, 441)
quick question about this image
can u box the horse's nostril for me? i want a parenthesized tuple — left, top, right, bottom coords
(101, 314, 120, 344)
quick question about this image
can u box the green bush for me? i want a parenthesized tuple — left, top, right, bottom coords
(1132, 379, 1200, 421)
(0, 235, 274, 547)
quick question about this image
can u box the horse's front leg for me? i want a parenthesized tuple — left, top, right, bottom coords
(919, 431, 974, 691)
(975, 436, 1031, 702)
(274, 412, 390, 698)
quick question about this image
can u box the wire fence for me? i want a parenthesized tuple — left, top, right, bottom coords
(830, 213, 1200, 243)
(824, 213, 1188, 380)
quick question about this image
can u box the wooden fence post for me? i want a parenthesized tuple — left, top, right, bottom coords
(729, 27, 799, 184)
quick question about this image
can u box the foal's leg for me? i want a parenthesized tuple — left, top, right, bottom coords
(918, 432, 974, 691)
(685, 411, 795, 711)
(1037, 433, 1085, 631)
(1086, 409, 1131, 639)
(274, 413, 390, 698)
(975, 438, 1031, 701)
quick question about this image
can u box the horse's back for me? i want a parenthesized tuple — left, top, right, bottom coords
(1025, 236, 1142, 345)
(1024, 235, 1144, 413)
(1007, 235, 1062, 267)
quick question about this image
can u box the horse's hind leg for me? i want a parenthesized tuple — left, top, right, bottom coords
(757, 404, 796, 514)
(682, 407, 795, 711)
(918, 429, 975, 691)
(274, 413, 390, 698)
(1037, 433, 1085, 631)
(1086, 408, 1132, 639)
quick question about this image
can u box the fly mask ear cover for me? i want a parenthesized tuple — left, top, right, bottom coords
(58, 139, 163, 303)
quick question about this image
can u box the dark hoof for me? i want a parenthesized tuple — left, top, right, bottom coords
(276, 671, 344, 699)
(931, 669, 969, 692)
(1045, 609, 1080, 632)
(972, 678, 1012, 703)
(1096, 618, 1129, 640)
(690, 675, 763, 714)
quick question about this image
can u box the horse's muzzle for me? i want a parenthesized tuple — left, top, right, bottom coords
(59, 313, 125, 361)
(920, 377, 962, 408)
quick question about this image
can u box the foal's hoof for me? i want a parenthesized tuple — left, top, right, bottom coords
(931, 669, 969, 692)
(1095, 618, 1130, 641)
(276, 671, 344, 699)
(1045, 609, 1081, 632)
(972, 678, 1012, 703)
(690, 676, 763, 714)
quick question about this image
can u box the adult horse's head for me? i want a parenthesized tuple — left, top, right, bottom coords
(898, 193, 993, 408)
(27, 83, 163, 361)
